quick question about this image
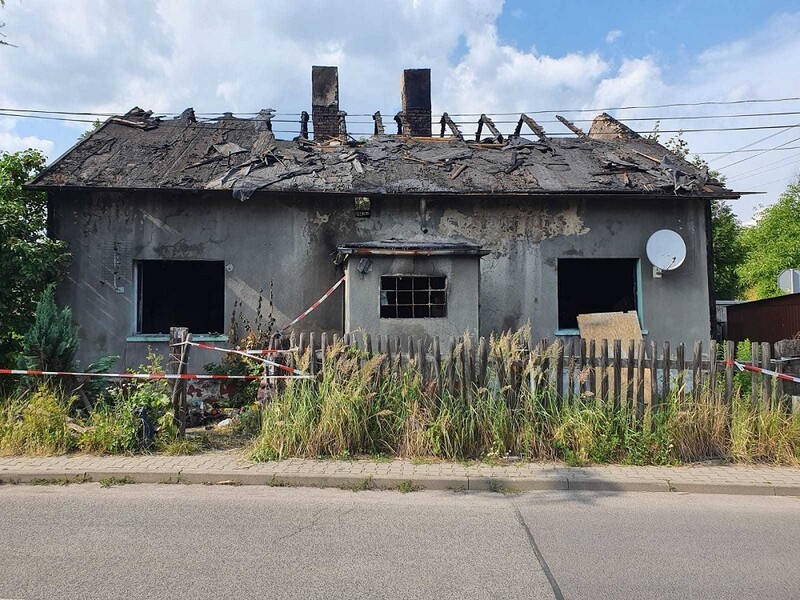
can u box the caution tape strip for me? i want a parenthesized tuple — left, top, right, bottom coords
(174, 340, 309, 377)
(725, 360, 800, 384)
(281, 275, 345, 332)
(0, 368, 313, 380)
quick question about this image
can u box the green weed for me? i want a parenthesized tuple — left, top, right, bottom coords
(397, 480, 422, 493)
(99, 476, 135, 488)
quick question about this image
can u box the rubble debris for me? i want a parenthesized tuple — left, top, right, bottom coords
(27, 108, 738, 202)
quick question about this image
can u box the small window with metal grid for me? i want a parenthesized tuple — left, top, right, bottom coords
(380, 275, 447, 318)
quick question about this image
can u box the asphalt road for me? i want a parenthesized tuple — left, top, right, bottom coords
(0, 484, 797, 599)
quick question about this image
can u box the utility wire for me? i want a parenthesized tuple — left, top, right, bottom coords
(717, 134, 800, 170)
(727, 151, 800, 182)
(5, 109, 800, 137)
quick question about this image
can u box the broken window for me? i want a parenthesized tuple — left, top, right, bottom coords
(136, 260, 225, 334)
(380, 275, 446, 318)
(557, 259, 638, 329)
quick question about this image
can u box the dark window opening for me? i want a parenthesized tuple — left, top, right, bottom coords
(380, 275, 446, 318)
(136, 260, 225, 334)
(557, 259, 638, 329)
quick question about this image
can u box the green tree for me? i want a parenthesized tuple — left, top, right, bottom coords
(738, 180, 800, 299)
(19, 285, 79, 372)
(710, 200, 745, 299)
(0, 150, 70, 367)
(662, 131, 744, 299)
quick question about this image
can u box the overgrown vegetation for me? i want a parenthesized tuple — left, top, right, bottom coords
(250, 332, 800, 466)
(0, 150, 69, 373)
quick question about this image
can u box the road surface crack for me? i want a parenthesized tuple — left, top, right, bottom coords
(511, 499, 565, 600)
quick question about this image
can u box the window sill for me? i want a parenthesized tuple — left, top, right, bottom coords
(554, 329, 648, 336)
(126, 334, 229, 343)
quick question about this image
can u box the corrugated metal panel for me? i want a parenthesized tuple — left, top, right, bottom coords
(726, 293, 800, 343)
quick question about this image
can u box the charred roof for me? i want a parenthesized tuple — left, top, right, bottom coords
(27, 107, 738, 201)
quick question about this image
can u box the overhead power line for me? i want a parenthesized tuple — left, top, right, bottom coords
(4, 109, 800, 138)
(2, 95, 800, 120)
(716, 133, 800, 170)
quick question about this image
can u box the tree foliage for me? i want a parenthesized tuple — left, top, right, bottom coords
(0, 150, 70, 366)
(738, 181, 800, 299)
(19, 285, 79, 372)
(660, 131, 744, 299)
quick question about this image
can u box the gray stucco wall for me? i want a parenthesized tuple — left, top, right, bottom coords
(50, 190, 712, 370)
(344, 254, 481, 341)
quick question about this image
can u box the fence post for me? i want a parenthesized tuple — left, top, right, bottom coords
(599, 339, 609, 403)
(761, 342, 771, 408)
(169, 327, 190, 438)
(662, 341, 671, 406)
(692, 340, 702, 404)
(320, 332, 328, 374)
(555, 340, 565, 401)
(773, 342, 784, 401)
(676, 343, 685, 403)
(750, 341, 759, 407)
(478, 337, 488, 389)
(588, 340, 596, 399)
(649, 340, 658, 412)
(626, 340, 635, 412)
(566, 339, 575, 404)
(309, 332, 317, 376)
(725, 340, 735, 404)
(708, 340, 718, 404)
(636, 341, 646, 422)
(612, 339, 621, 410)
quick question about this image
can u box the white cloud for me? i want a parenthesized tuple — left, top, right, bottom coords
(605, 29, 622, 44)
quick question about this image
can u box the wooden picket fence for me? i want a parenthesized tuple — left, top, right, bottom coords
(272, 332, 795, 412)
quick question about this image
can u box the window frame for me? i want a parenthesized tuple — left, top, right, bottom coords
(132, 259, 226, 336)
(554, 257, 645, 335)
(379, 274, 448, 319)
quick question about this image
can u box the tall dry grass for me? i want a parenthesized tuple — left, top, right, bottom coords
(250, 331, 800, 465)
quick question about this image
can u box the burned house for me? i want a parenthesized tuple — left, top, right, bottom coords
(27, 66, 739, 368)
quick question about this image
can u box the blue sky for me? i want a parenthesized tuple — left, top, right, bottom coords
(1, 0, 799, 222)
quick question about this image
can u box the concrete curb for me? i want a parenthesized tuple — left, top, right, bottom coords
(2, 469, 798, 496)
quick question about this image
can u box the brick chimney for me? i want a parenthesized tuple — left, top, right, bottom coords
(400, 69, 431, 137)
(312, 66, 340, 141)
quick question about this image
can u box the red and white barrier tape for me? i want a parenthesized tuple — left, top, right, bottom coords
(281, 275, 345, 332)
(174, 340, 309, 377)
(726, 360, 800, 384)
(0, 368, 312, 380)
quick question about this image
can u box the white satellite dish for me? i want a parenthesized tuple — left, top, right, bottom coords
(646, 229, 686, 271)
(778, 268, 800, 294)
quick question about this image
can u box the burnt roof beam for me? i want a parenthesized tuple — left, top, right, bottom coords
(439, 112, 463, 140)
(475, 114, 503, 143)
(555, 115, 587, 138)
(514, 113, 548, 142)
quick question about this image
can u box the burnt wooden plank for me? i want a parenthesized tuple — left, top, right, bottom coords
(556, 114, 587, 138)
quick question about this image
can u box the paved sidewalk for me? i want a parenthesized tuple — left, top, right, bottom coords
(0, 452, 798, 495)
